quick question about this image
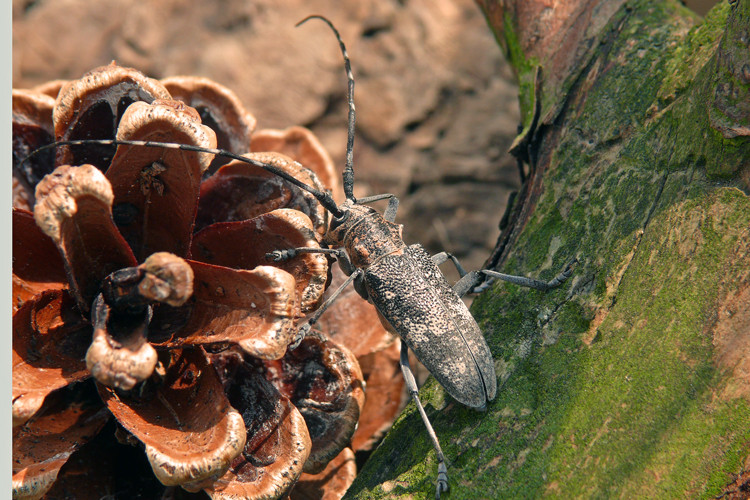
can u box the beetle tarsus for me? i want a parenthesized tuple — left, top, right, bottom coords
(288, 323, 311, 350)
(265, 249, 297, 262)
(547, 257, 578, 287)
(436, 460, 449, 499)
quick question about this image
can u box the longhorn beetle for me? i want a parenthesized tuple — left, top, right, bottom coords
(23, 15, 575, 498)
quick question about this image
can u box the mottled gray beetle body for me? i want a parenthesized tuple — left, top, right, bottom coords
(366, 245, 497, 408)
(327, 201, 497, 408)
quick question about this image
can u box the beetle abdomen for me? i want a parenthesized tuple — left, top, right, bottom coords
(364, 244, 497, 408)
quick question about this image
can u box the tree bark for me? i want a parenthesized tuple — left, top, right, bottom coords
(348, 0, 750, 498)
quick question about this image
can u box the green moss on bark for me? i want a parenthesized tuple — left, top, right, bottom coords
(347, 1, 749, 497)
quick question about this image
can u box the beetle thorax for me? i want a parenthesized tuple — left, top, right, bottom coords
(324, 201, 406, 268)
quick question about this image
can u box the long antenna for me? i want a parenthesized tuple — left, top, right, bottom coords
(20, 139, 344, 218)
(296, 15, 356, 202)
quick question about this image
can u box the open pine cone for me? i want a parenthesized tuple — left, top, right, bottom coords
(12, 63, 402, 500)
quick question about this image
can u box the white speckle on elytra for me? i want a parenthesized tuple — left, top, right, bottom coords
(250, 302, 256, 308)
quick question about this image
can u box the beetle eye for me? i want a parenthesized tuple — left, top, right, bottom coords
(329, 210, 349, 231)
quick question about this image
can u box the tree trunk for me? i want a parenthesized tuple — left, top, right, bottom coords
(348, 0, 750, 498)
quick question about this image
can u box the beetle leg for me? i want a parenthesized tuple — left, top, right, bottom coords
(331, 253, 370, 300)
(433, 252, 577, 295)
(452, 270, 483, 298)
(356, 193, 400, 222)
(355, 193, 394, 203)
(431, 251, 469, 277)
(481, 258, 578, 291)
(383, 196, 399, 222)
(399, 342, 449, 498)
(432, 252, 469, 278)
(265, 247, 369, 301)
(432, 251, 487, 298)
(265, 247, 344, 262)
(296, 268, 362, 338)
(335, 250, 356, 276)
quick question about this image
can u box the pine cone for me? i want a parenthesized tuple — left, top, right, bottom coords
(12, 63, 401, 500)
